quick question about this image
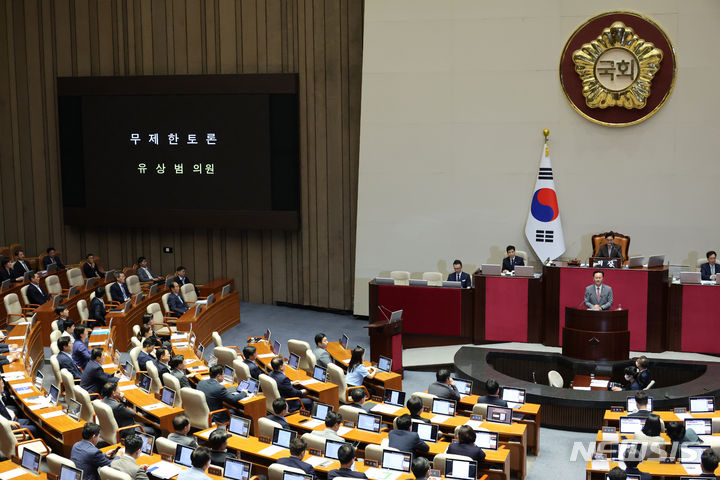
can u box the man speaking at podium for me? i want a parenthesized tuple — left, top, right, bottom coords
(584, 270, 613, 310)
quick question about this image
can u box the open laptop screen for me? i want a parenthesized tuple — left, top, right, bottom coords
(228, 415, 251, 437)
(381, 450, 412, 472)
(411, 422, 438, 443)
(174, 444, 195, 467)
(224, 459, 252, 480)
(383, 389, 405, 407)
(431, 398, 456, 416)
(445, 459, 477, 480)
(311, 402, 332, 422)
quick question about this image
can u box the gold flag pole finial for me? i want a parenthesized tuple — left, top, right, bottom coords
(543, 129, 549, 141)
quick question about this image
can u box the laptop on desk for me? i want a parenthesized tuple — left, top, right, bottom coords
(442, 281, 462, 288)
(481, 264, 501, 276)
(647, 255, 665, 267)
(409, 279, 428, 287)
(680, 272, 701, 284)
(513, 265, 534, 277)
(628, 256, 644, 268)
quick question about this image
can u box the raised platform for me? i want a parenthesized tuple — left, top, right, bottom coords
(453, 345, 720, 431)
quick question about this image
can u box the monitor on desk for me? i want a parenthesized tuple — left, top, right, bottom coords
(104, 270, 115, 282)
(409, 279, 428, 287)
(60, 465, 83, 480)
(431, 398, 456, 416)
(134, 292, 145, 305)
(124, 361, 135, 381)
(356, 412, 381, 433)
(160, 387, 176, 407)
(627, 256, 644, 268)
(619, 416, 646, 434)
(442, 281, 462, 288)
(311, 402, 332, 422)
(223, 365, 234, 383)
(381, 450, 412, 472)
(48, 384, 60, 405)
(626, 396, 653, 413)
(453, 378, 472, 396)
(374, 277, 394, 285)
(138, 373, 152, 394)
(312, 365, 327, 383)
(85, 278, 96, 290)
(20, 448, 41, 474)
(474, 431, 498, 450)
(67, 285, 78, 297)
(324, 439, 345, 459)
(228, 415, 250, 438)
(287, 353, 300, 370)
(272, 340, 281, 356)
(383, 389, 405, 407)
(138, 433, 154, 456)
(0, 279, 11, 292)
(340, 334, 349, 350)
(647, 255, 665, 267)
(486, 406, 512, 425)
(34, 370, 44, 391)
(194, 304, 202, 318)
(685, 418, 712, 435)
(52, 295, 63, 309)
(272, 427, 296, 449)
(148, 283, 159, 296)
(481, 264, 502, 276)
(377, 355, 392, 372)
(174, 444, 195, 467)
(501, 387, 525, 405)
(237, 378, 259, 395)
(514, 265, 534, 277)
(66, 399, 82, 421)
(206, 293, 215, 305)
(224, 459, 252, 480)
(221, 284, 231, 298)
(611, 442, 642, 461)
(680, 445, 710, 464)
(264, 329, 271, 342)
(444, 458, 477, 480)
(411, 422, 438, 443)
(197, 343, 205, 358)
(689, 396, 715, 413)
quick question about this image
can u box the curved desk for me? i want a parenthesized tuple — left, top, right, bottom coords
(175, 290, 241, 348)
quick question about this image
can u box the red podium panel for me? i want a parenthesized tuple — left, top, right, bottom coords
(668, 283, 720, 354)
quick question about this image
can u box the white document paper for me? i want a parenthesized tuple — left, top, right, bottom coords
(573, 386, 591, 391)
(303, 456, 329, 467)
(91, 328, 110, 335)
(146, 461, 186, 480)
(675, 412, 693, 420)
(28, 403, 52, 411)
(171, 333, 188, 340)
(119, 385, 138, 392)
(258, 445, 285, 456)
(0, 467, 28, 480)
(7, 336, 25, 341)
(89, 342, 106, 347)
(301, 419, 324, 429)
(590, 460, 610, 471)
(590, 379, 609, 388)
(102, 363, 118, 369)
(41, 410, 65, 419)
(257, 353, 275, 359)
(430, 414, 451, 423)
(337, 426, 352, 436)
(142, 403, 167, 411)
(363, 468, 401, 480)
(12, 382, 33, 389)
(371, 404, 402, 414)
(463, 420, 484, 430)
(298, 379, 319, 386)
(602, 432, 619, 442)
(173, 343, 189, 349)
(1, 372, 27, 380)
(683, 464, 703, 475)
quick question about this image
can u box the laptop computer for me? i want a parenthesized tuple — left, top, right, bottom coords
(272, 427, 296, 449)
(138, 432, 154, 456)
(311, 402, 332, 422)
(501, 387, 526, 409)
(124, 361, 135, 381)
(453, 378, 472, 396)
(514, 265, 534, 277)
(340, 334, 349, 350)
(160, 387, 176, 407)
(411, 422, 438, 443)
(174, 444, 195, 467)
(382, 450, 412, 472)
(282, 473, 312, 480)
(689, 396, 715, 413)
(628, 256, 644, 268)
(374, 277, 395, 285)
(66, 285, 78, 297)
(685, 418, 712, 435)
(0, 279, 11, 292)
(626, 396, 653, 412)
(237, 378, 259, 395)
(384, 389, 406, 407)
(59, 465, 83, 480)
(221, 285, 231, 298)
(619, 416, 646, 434)
(431, 398, 456, 417)
(356, 412, 381, 433)
(20, 448, 41, 474)
(104, 270, 115, 282)
(46, 263, 58, 273)
(138, 373, 152, 394)
(148, 283, 159, 296)
(224, 459, 252, 480)
(134, 292, 145, 305)
(486, 406, 512, 425)
(48, 384, 60, 405)
(409, 279, 428, 287)
(324, 439, 345, 459)
(481, 264, 502, 276)
(680, 272, 701, 284)
(66, 398, 82, 421)
(52, 295, 63, 309)
(312, 365, 327, 383)
(647, 255, 665, 267)
(272, 340, 281, 356)
(445, 458, 477, 480)
(34, 370, 44, 391)
(442, 281, 462, 288)
(474, 431, 498, 450)
(680, 445, 710, 475)
(377, 356, 392, 373)
(287, 353, 300, 370)
(228, 415, 251, 438)
(223, 365, 234, 383)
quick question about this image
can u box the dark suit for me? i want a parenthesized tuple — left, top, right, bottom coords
(110, 282, 131, 303)
(168, 293, 189, 315)
(447, 442, 486, 465)
(73, 339, 92, 369)
(625, 467, 651, 480)
(388, 430, 429, 453)
(0, 395, 39, 436)
(701, 262, 718, 281)
(209, 450, 236, 468)
(58, 351, 83, 379)
(328, 468, 367, 480)
(80, 360, 118, 394)
(410, 413, 430, 424)
(0, 267, 14, 284)
(43, 256, 65, 270)
(269, 370, 312, 411)
(267, 413, 290, 429)
(349, 401, 376, 414)
(173, 276, 199, 295)
(447, 271, 471, 288)
(103, 397, 136, 432)
(137, 267, 157, 282)
(244, 359, 262, 380)
(277, 457, 315, 478)
(628, 409, 651, 418)
(89, 297, 107, 326)
(597, 244, 623, 259)
(156, 361, 170, 384)
(83, 262, 103, 278)
(624, 380, 642, 391)
(12, 260, 31, 279)
(637, 369, 652, 390)
(427, 381, 461, 401)
(476, 395, 508, 407)
(502, 256, 525, 272)
(71, 439, 112, 480)
(137, 351, 155, 371)
(26, 284, 50, 305)
(171, 369, 193, 389)
(196, 378, 246, 423)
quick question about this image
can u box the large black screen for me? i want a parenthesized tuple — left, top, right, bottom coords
(58, 74, 299, 229)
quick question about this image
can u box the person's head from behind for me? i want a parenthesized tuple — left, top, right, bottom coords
(641, 414, 662, 437)
(436, 368, 452, 384)
(82, 422, 102, 444)
(607, 466, 627, 480)
(315, 333, 328, 349)
(701, 449, 719, 474)
(91, 347, 103, 361)
(191, 446, 212, 470)
(456, 425, 476, 445)
(95, 286, 105, 298)
(337, 444, 356, 467)
(350, 387, 367, 405)
(289, 437, 306, 457)
(325, 411, 342, 430)
(411, 457, 431, 479)
(272, 398, 288, 416)
(101, 381, 119, 400)
(453, 260, 463, 273)
(208, 428, 230, 451)
(406, 395, 423, 416)
(636, 355, 649, 371)
(605, 231, 615, 245)
(506, 245, 516, 257)
(124, 434, 143, 457)
(665, 421, 686, 444)
(634, 391, 648, 409)
(242, 345, 257, 361)
(271, 356, 284, 372)
(173, 414, 191, 435)
(396, 414, 412, 431)
(209, 365, 224, 380)
(623, 446, 643, 469)
(485, 379, 500, 396)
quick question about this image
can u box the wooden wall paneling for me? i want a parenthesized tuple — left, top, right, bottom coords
(256, 0, 268, 73)
(75, 0, 92, 75)
(53, 0, 73, 76)
(0, 1, 14, 244)
(97, 0, 114, 74)
(193, 229, 210, 285)
(340, 0, 352, 307)
(185, 0, 202, 73)
(218, 0, 235, 73)
(140, 0, 153, 74)
(239, 0, 257, 73)
(261, 230, 272, 303)
(347, 0, 362, 308)
(270, 230, 286, 302)
(171, 0, 187, 74)
(266, 0, 281, 72)
(150, 0, 168, 75)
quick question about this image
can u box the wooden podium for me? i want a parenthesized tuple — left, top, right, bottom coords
(364, 318, 403, 372)
(562, 307, 629, 361)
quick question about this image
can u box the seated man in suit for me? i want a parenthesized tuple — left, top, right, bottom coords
(447, 259, 471, 288)
(177, 447, 213, 480)
(169, 355, 193, 389)
(277, 438, 316, 478)
(427, 368, 461, 401)
(137, 338, 156, 371)
(626, 391, 651, 416)
(26, 272, 50, 305)
(315, 411, 345, 442)
(635, 356, 652, 390)
(0, 258, 15, 284)
(110, 272, 132, 303)
(623, 447, 651, 480)
(207, 428, 237, 467)
(80, 348, 120, 394)
(154, 347, 171, 384)
(73, 326, 92, 369)
(476, 379, 508, 407)
(197, 365, 247, 424)
(83, 253, 105, 279)
(168, 282, 190, 315)
(269, 356, 313, 411)
(267, 398, 291, 429)
(110, 434, 150, 480)
(57, 338, 83, 379)
(136, 256, 163, 283)
(168, 415, 198, 448)
(88, 286, 107, 326)
(700, 449, 720, 480)
(406, 395, 430, 423)
(447, 425, 486, 465)
(42, 247, 66, 270)
(0, 378, 39, 436)
(597, 231, 623, 259)
(611, 366, 641, 391)
(313, 333, 333, 368)
(348, 388, 376, 413)
(502, 245, 525, 273)
(328, 444, 367, 480)
(701, 251, 719, 281)
(70, 423, 116, 480)
(242, 346, 262, 380)
(11, 250, 32, 282)
(101, 381, 158, 438)
(173, 266, 199, 295)
(389, 414, 429, 453)
(411, 457, 431, 480)
(584, 270, 613, 310)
